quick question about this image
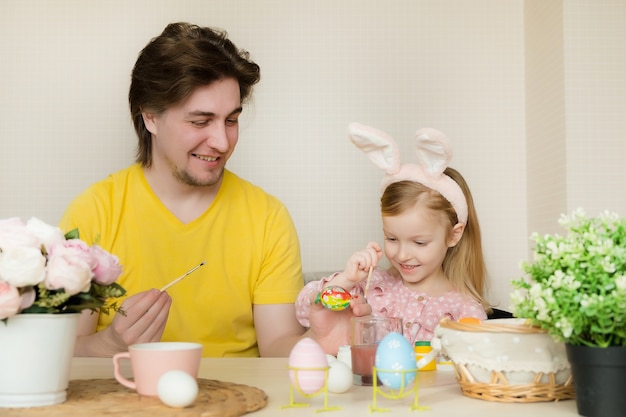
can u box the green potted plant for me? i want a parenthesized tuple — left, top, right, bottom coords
(511, 209, 626, 417)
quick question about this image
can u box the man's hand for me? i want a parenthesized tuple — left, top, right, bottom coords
(305, 293, 372, 355)
(75, 289, 172, 357)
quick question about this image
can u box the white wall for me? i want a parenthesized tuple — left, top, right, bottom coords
(2, 1, 624, 310)
(563, 2, 626, 215)
(525, 0, 568, 234)
(525, 0, 626, 237)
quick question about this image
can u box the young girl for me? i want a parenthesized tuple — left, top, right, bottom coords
(296, 123, 489, 345)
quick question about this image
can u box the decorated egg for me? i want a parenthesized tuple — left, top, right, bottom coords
(319, 286, 352, 311)
(375, 332, 417, 390)
(288, 337, 328, 394)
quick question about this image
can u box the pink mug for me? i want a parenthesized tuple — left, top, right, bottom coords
(112, 342, 202, 396)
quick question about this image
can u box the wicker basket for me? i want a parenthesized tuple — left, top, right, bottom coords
(433, 318, 574, 403)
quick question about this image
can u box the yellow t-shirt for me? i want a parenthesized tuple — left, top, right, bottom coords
(59, 164, 303, 357)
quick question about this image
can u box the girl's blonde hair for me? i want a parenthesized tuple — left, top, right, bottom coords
(380, 167, 490, 310)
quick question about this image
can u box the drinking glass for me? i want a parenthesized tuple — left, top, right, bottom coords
(350, 316, 402, 386)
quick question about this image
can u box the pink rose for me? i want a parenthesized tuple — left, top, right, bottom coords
(20, 287, 36, 310)
(45, 255, 92, 296)
(90, 245, 123, 285)
(48, 239, 93, 263)
(0, 281, 22, 320)
(45, 240, 94, 295)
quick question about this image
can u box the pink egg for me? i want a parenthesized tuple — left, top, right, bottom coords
(288, 338, 328, 394)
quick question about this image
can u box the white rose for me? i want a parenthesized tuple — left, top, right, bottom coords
(0, 217, 40, 249)
(0, 245, 46, 287)
(25, 217, 66, 254)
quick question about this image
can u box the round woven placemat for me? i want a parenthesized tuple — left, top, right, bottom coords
(4, 378, 267, 417)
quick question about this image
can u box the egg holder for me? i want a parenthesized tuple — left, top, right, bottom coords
(282, 358, 431, 414)
(367, 331, 437, 413)
(370, 366, 429, 413)
(280, 365, 341, 413)
(432, 318, 575, 403)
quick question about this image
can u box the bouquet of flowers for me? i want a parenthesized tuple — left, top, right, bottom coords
(0, 217, 125, 320)
(511, 209, 626, 347)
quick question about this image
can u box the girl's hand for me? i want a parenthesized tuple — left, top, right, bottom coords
(341, 241, 383, 286)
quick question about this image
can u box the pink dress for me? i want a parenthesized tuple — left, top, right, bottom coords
(296, 270, 487, 345)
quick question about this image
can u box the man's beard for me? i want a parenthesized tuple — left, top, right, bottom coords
(173, 166, 223, 188)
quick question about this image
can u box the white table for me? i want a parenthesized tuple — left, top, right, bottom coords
(70, 357, 580, 416)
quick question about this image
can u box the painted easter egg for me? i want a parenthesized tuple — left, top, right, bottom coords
(288, 337, 328, 394)
(320, 286, 351, 311)
(375, 332, 417, 390)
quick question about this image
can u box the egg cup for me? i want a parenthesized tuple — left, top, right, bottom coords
(284, 338, 343, 412)
(281, 365, 341, 413)
(370, 366, 429, 413)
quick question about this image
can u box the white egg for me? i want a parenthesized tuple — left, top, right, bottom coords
(157, 370, 198, 408)
(327, 360, 352, 393)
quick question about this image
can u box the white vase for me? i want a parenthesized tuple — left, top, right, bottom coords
(0, 313, 79, 408)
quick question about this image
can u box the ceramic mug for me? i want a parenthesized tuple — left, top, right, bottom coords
(112, 342, 202, 396)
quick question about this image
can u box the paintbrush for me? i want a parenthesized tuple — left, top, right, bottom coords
(160, 261, 206, 292)
(364, 265, 373, 301)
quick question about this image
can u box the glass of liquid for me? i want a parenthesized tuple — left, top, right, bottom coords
(350, 316, 402, 386)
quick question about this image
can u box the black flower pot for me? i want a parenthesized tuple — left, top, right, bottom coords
(565, 344, 626, 417)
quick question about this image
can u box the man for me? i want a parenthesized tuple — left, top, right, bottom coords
(62, 22, 306, 357)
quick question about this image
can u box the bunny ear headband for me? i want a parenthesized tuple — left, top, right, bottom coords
(348, 122, 468, 225)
